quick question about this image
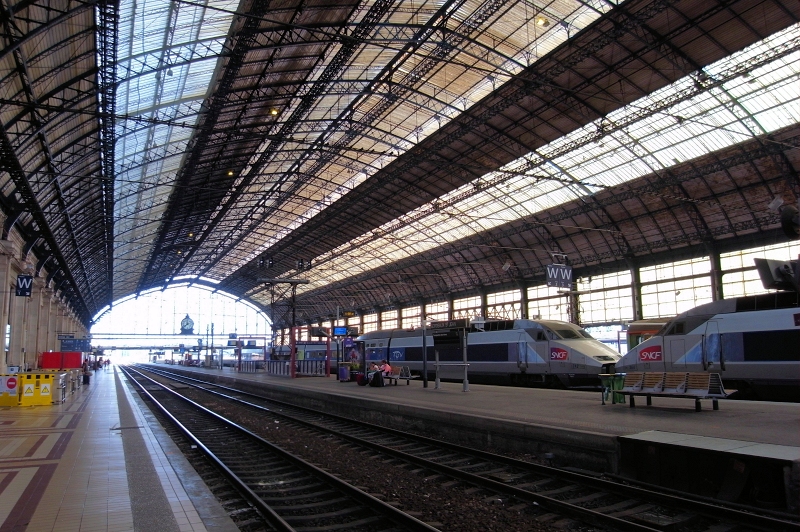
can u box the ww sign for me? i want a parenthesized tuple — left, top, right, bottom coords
(16, 274, 33, 296)
(546, 264, 573, 288)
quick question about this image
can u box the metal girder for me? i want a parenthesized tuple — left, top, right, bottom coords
(202, 0, 513, 288)
(0, 126, 91, 321)
(97, 0, 118, 304)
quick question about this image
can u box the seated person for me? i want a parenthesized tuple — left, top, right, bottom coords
(368, 362, 379, 372)
(379, 359, 392, 376)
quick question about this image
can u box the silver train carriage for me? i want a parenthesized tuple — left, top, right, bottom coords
(270, 342, 331, 361)
(615, 292, 800, 401)
(358, 318, 621, 388)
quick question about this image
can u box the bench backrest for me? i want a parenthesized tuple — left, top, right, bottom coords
(641, 372, 665, 392)
(686, 372, 710, 389)
(400, 366, 412, 378)
(389, 367, 401, 377)
(621, 372, 643, 391)
(662, 372, 688, 394)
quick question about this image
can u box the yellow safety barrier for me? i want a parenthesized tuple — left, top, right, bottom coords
(0, 375, 20, 406)
(18, 373, 62, 406)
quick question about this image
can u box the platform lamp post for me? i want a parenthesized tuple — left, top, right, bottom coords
(258, 278, 310, 377)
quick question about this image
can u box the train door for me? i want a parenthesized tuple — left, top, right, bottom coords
(667, 339, 685, 371)
(702, 320, 721, 371)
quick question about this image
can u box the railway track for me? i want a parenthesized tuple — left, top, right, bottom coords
(129, 365, 800, 532)
(121, 365, 440, 531)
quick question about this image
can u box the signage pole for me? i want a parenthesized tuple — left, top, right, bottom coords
(421, 319, 427, 388)
(434, 347, 440, 389)
(461, 329, 469, 392)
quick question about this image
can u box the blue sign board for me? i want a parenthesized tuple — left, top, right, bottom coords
(60, 338, 91, 351)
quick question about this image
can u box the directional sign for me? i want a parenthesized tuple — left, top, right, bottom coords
(429, 319, 469, 329)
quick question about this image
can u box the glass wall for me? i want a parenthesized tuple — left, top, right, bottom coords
(381, 309, 398, 329)
(402, 306, 421, 329)
(527, 285, 569, 321)
(721, 241, 800, 297)
(486, 289, 521, 319)
(640, 257, 713, 318)
(452, 295, 481, 319)
(362, 312, 379, 333)
(425, 301, 449, 322)
(575, 271, 633, 324)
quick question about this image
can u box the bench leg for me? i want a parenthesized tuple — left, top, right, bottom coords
(646, 395, 652, 406)
(629, 395, 635, 408)
(406, 379, 410, 385)
(713, 398, 719, 410)
(695, 398, 701, 412)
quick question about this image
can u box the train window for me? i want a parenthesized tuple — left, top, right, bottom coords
(554, 329, 581, 339)
(666, 322, 685, 335)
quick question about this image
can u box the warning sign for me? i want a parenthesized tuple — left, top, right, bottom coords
(23, 384, 34, 397)
(6, 377, 16, 390)
(40, 384, 50, 396)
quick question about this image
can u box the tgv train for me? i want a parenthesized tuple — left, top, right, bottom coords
(358, 318, 621, 388)
(615, 292, 800, 401)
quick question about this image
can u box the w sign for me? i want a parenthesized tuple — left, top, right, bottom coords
(16, 275, 33, 296)
(546, 264, 573, 288)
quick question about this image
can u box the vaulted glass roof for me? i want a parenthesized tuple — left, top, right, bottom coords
(250, 25, 800, 300)
(114, 0, 239, 297)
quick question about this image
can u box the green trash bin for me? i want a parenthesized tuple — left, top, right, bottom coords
(599, 373, 626, 404)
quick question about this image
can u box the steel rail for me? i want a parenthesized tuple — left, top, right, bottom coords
(122, 365, 441, 532)
(142, 365, 800, 532)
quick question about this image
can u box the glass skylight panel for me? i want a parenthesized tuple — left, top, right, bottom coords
(113, 0, 238, 296)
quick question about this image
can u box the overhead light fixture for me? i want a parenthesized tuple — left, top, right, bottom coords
(270, 108, 279, 116)
(227, 170, 234, 176)
(502, 260, 512, 272)
(536, 16, 550, 27)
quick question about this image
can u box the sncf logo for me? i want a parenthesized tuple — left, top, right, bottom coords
(550, 348, 568, 360)
(638, 346, 662, 362)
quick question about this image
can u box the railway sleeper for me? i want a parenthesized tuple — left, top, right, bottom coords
(628, 510, 699, 530)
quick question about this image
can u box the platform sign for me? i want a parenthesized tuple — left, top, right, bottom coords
(546, 263, 573, 288)
(15, 275, 33, 296)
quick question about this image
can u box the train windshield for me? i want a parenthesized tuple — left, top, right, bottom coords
(539, 321, 595, 340)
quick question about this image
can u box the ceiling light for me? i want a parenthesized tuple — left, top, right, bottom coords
(502, 260, 512, 272)
(536, 16, 550, 27)
(227, 170, 234, 176)
(270, 108, 279, 116)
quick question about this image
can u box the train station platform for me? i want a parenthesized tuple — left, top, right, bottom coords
(0, 365, 238, 532)
(166, 364, 800, 512)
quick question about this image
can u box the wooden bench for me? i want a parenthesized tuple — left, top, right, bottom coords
(384, 366, 418, 385)
(618, 372, 727, 411)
